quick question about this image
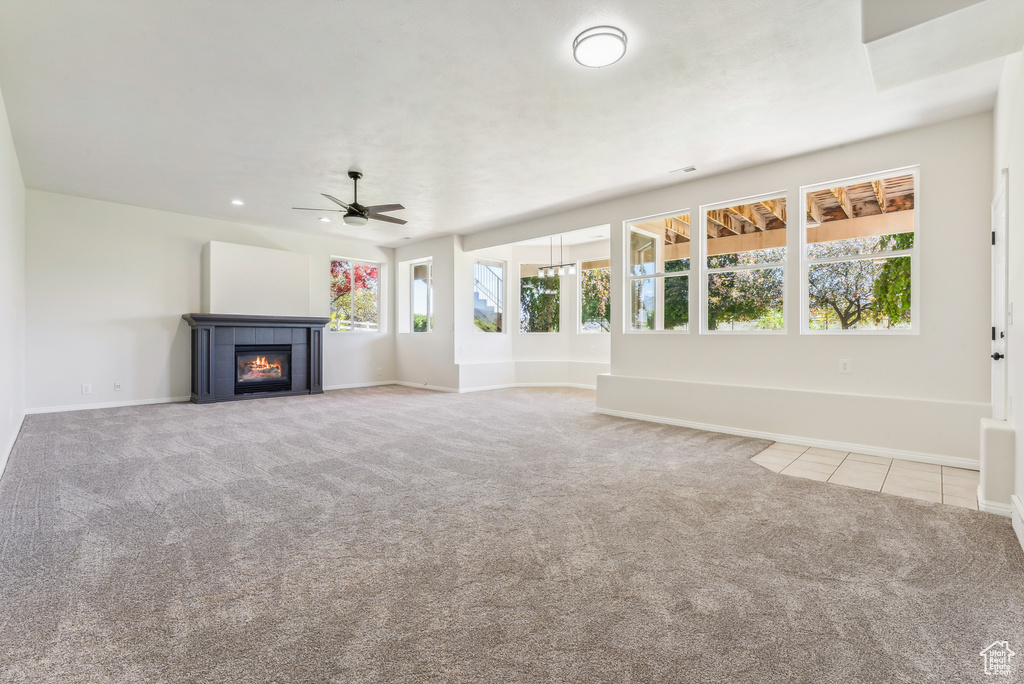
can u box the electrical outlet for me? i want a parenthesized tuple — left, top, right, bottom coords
(838, 359, 851, 374)
(82, 383, 93, 394)
(376, 367, 382, 376)
(114, 382, 123, 391)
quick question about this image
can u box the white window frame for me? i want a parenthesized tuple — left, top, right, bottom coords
(473, 258, 506, 334)
(623, 210, 693, 334)
(699, 191, 788, 335)
(799, 166, 919, 335)
(410, 259, 433, 334)
(329, 257, 382, 334)
(578, 257, 611, 334)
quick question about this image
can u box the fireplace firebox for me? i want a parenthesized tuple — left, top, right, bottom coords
(235, 345, 291, 394)
(182, 313, 330, 404)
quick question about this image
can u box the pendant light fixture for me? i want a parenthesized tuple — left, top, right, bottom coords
(536, 235, 578, 278)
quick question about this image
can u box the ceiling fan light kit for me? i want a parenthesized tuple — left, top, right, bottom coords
(343, 212, 368, 226)
(573, 26, 627, 68)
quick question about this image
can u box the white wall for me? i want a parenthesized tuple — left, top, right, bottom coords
(994, 50, 1024, 534)
(510, 242, 611, 388)
(454, 240, 612, 391)
(204, 241, 311, 316)
(454, 241, 515, 390)
(0, 85, 25, 473)
(393, 235, 459, 390)
(394, 236, 612, 392)
(465, 113, 994, 464)
(25, 191, 395, 410)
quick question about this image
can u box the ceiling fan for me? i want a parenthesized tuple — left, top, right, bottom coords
(293, 171, 406, 226)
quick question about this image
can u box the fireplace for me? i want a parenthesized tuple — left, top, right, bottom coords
(182, 313, 330, 404)
(235, 345, 291, 394)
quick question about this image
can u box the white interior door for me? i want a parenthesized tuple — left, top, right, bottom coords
(992, 169, 1009, 420)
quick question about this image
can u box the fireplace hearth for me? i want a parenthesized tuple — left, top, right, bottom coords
(182, 313, 330, 404)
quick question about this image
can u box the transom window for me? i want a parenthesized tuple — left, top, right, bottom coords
(626, 212, 691, 331)
(802, 168, 917, 332)
(330, 258, 380, 332)
(702, 194, 787, 332)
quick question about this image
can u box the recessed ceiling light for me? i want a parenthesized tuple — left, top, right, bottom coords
(319, 217, 331, 223)
(231, 199, 244, 205)
(573, 26, 627, 68)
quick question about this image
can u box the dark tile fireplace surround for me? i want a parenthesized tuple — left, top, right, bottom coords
(182, 313, 330, 404)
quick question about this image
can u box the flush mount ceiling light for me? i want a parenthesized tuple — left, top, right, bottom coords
(573, 25, 627, 68)
(231, 199, 244, 206)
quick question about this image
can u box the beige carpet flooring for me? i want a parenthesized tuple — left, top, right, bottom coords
(0, 386, 1022, 683)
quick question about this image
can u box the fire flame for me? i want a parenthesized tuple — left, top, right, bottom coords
(240, 355, 283, 381)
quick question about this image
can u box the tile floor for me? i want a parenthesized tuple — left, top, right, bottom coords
(752, 443, 980, 510)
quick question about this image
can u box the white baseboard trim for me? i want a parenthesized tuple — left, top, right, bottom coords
(0, 412, 26, 484)
(979, 486, 1013, 517)
(595, 407, 980, 470)
(392, 381, 597, 394)
(394, 381, 459, 393)
(26, 396, 191, 415)
(1011, 496, 1024, 551)
(458, 382, 596, 393)
(323, 381, 396, 391)
(512, 382, 597, 391)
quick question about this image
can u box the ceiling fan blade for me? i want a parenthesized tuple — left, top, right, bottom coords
(362, 203, 404, 213)
(368, 213, 407, 225)
(321, 193, 351, 209)
(293, 207, 345, 212)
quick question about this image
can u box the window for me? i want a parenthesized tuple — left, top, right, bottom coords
(473, 259, 504, 333)
(802, 169, 917, 332)
(580, 258, 611, 333)
(626, 212, 691, 331)
(329, 258, 379, 332)
(412, 261, 432, 332)
(519, 264, 560, 333)
(702, 194, 787, 332)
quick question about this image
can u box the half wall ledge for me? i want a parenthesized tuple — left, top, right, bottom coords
(181, 313, 330, 404)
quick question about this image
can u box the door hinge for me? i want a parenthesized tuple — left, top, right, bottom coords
(993, 231, 997, 245)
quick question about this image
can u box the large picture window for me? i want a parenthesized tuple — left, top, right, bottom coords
(330, 258, 380, 332)
(702, 194, 787, 332)
(580, 258, 610, 332)
(412, 261, 432, 332)
(473, 259, 504, 333)
(802, 169, 917, 332)
(626, 212, 691, 331)
(519, 264, 560, 333)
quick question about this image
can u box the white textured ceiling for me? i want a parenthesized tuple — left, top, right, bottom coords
(514, 224, 610, 248)
(0, 1, 1011, 247)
